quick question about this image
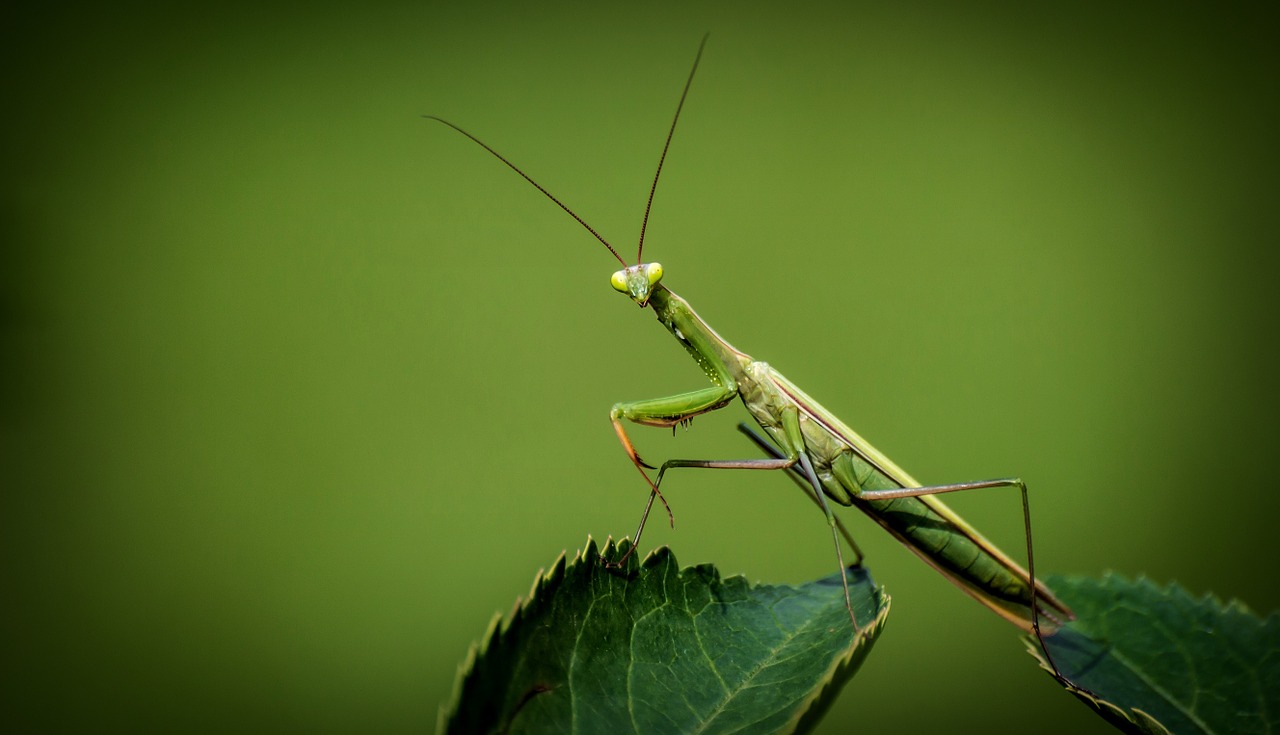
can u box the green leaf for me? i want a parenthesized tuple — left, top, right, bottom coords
(438, 537, 889, 735)
(1027, 573, 1280, 735)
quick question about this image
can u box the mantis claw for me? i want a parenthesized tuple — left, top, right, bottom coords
(602, 541, 639, 569)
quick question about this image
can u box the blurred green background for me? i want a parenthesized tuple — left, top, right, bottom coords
(3, 1, 1277, 733)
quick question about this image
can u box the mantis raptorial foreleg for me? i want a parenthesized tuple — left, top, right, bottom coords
(606, 395, 864, 629)
(607, 384, 739, 537)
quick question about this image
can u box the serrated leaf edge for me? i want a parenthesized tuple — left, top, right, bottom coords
(435, 536, 634, 733)
(1023, 571, 1279, 735)
(787, 587, 891, 734)
(437, 537, 889, 734)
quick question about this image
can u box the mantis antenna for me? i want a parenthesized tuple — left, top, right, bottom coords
(423, 33, 711, 269)
(636, 32, 709, 263)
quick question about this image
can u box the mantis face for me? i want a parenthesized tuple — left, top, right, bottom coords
(610, 263, 664, 307)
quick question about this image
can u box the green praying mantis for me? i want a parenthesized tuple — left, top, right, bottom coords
(426, 35, 1074, 671)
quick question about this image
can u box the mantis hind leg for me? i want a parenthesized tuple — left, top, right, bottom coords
(838, 469, 1069, 680)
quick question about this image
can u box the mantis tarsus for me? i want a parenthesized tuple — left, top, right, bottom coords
(426, 34, 1073, 674)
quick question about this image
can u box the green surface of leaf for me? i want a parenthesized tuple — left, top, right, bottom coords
(439, 538, 889, 735)
(1029, 573, 1280, 735)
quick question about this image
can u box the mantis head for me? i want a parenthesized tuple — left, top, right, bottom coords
(610, 263, 664, 307)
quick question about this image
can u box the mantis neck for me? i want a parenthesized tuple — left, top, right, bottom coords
(647, 285, 752, 388)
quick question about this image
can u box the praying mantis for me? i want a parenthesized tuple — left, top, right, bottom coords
(426, 35, 1073, 668)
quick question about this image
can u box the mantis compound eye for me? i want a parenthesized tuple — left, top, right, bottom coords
(610, 270, 629, 293)
(644, 262, 663, 286)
